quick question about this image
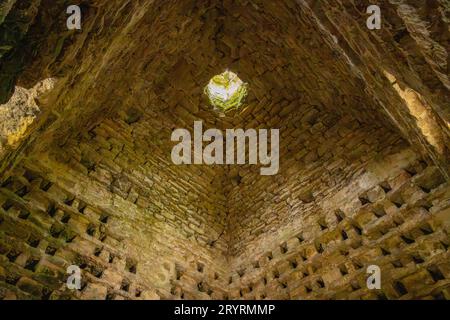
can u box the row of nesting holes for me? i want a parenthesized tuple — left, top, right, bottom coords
(237, 257, 445, 299)
(28, 172, 139, 282)
(56, 195, 140, 277)
(76, 256, 138, 298)
(173, 263, 221, 299)
(353, 171, 439, 246)
(358, 164, 444, 211)
(230, 163, 443, 298)
(1, 239, 57, 299)
(231, 220, 445, 297)
(1, 175, 32, 221)
(19, 172, 111, 246)
(358, 169, 447, 264)
(230, 210, 358, 284)
(1, 172, 138, 296)
(337, 196, 446, 299)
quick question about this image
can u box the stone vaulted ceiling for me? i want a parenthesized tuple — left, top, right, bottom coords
(1, 1, 448, 175)
(0, 0, 449, 300)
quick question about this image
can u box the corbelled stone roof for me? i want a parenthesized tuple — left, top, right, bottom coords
(0, 0, 448, 300)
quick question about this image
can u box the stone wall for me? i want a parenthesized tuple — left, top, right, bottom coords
(303, 0, 450, 177)
(2, 118, 449, 300)
(224, 101, 450, 299)
(227, 145, 450, 299)
(0, 0, 448, 300)
(226, 105, 406, 258)
(0, 113, 230, 300)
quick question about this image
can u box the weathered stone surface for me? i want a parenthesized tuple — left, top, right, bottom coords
(0, 0, 448, 301)
(0, 78, 55, 162)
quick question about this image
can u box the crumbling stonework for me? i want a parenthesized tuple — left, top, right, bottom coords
(0, 79, 56, 166)
(0, 0, 448, 300)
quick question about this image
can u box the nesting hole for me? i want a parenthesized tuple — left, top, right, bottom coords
(393, 281, 408, 296)
(45, 246, 57, 256)
(47, 203, 57, 217)
(121, 280, 130, 292)
(61, 212, 71, 224)
(126, 258, 137, 274)
(24, 170, 38, 183)
(24, 257, 40, 272)
(18, 210, 30, 220)
(335, 209, 345, 222)
(6, 249, 21, 262)
(280, 242, 288, 254)
(339, 265, 348, 276)
(86, 223, 96, 236)
(50, 224, 64, 238)
(427, 266, 445, 282)
(15, 186, 29, 197)
(40, 180, 53, 192)
(379, 181, 392, 193)
(27, 235, 40, 248)
(99, 213, 109, 224)
(2, 199, 14, 211)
